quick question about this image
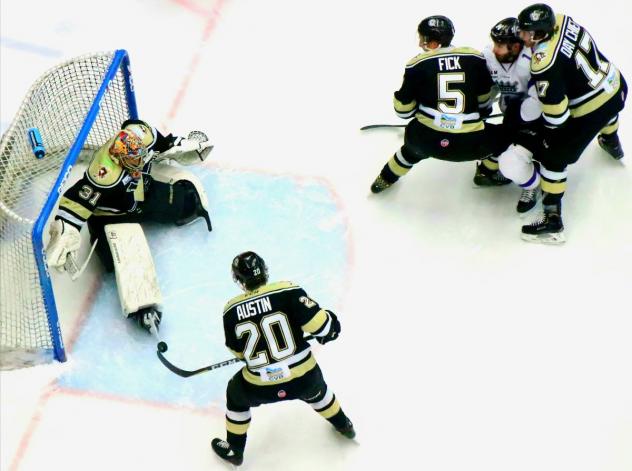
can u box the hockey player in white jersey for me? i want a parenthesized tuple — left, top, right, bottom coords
(44, 119, 214, 334)
(474, 17, 543, 214)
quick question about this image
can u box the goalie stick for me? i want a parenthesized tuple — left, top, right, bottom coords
(360, 113, 503, 131)
(64, 239, 99, 281)
(157, 336, 314, 378)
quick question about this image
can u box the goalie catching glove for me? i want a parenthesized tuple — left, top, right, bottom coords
(45, 219, 81, 272)
(154, 131, 213, 166)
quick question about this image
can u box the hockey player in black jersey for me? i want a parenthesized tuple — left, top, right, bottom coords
(497, 3, 627, 243)
(370, 15, 508, 194)
(211, 252, 354, 466)
(45, 120, 213, 333)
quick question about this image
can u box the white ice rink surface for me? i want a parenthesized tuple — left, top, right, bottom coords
(2, 0, 632, 470)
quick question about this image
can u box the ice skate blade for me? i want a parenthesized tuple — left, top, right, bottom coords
(520, 231, 566, 245)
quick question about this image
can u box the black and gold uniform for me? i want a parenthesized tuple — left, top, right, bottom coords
(56, 120, 205, 270)
(213, 252, 354, 465)
(524, 13, 627, 201)
(371, 16, 508, 193)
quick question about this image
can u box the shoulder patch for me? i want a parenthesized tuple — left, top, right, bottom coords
(530, 14, 566, 74)
(87, 140, 123, 187)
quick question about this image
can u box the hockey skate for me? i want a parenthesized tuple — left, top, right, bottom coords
(370, 175, 394, 194)
(597, 133, 624, 160)
(211, 438, 243, 466)
(335, 417, 356, 439)
(516, 187, 540, 215)
(135, 307, 162, 336)
(521, 210, 565, 244)
(473, 162, 511, 187)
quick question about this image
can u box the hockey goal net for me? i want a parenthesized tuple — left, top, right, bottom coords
(0, 50, 138, 369)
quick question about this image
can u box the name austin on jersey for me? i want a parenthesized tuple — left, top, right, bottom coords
(236, 297, 272, 320)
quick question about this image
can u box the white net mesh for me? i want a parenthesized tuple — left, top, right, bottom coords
(0, 51, 133, 369)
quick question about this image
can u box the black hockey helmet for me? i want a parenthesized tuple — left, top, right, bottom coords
(490, 17, 522, 44)
(232, 251, 269, 290)
(418, 15, 455, 47)
(518, 3, 556, 39)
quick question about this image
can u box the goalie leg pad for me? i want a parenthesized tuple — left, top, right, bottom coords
(150, 163, 212, 231)
(104, 223, 163, 318)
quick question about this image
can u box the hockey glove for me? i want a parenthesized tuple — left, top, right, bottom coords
(154, 131, 213, 166)
(45, 219, 81, 272)
(316, 310, 341, 345)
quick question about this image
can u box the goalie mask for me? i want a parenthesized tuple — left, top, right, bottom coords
(109, 130, 148, 173)
(232, 251, 269, 291)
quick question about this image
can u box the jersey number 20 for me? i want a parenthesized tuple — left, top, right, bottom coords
(236, 312, 296, 367)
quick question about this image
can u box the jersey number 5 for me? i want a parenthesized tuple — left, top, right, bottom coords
(438, 72, 465, 114)
(235, 312, 296, 367)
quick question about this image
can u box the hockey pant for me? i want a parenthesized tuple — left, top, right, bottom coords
(379, 119, 509, 183)
(224, 364, 350, 453)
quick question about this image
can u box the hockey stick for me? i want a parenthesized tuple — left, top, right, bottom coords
(360, 113, 503, 131)
(157, 335, 315, 378)
(65, 239, 99, 281)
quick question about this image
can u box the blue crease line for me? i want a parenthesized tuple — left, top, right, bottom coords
(1, 37, 62, 57)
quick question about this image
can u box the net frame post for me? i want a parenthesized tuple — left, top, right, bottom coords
(30, 49, 139, 363)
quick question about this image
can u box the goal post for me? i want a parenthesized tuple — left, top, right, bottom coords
(0, 50, 138, 369)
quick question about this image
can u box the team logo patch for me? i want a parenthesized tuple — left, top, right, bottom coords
(534, 51, 547, 64)
(277, 390, 287, 398)
(530, 11, 542, 21)
(97, 166, 108, 178)
(440, 139, 450, 148)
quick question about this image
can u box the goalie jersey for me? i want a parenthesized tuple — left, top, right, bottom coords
(530, 14, 623, 129)
(223, 281, 335, 386)
(394, 46, 495, 134)
(56, 120, 177, 229)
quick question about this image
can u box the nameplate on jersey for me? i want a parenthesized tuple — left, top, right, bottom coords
(434, 113, 464, 130)
(258, 361, 291, 382)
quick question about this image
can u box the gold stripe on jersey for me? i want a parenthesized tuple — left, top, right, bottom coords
(302, 309, 328, 334)
(241, 352, 317, 386)
(318, 398, 341, 419)
(393, 96, 417, 114)
(530, 15, 566, 74)
(59, 197, 93, 220)
(229, 348, 244, 359)
(570, 70, 621, 118)
(541, 96, 569, 118)
(478, 91, 492, 105)
(134, 175, 145, 202)
(406, 46, 484, 67)
(415, 114, 485, 134)
(223, 281, 298, 313)
(86, 142, 125, 188)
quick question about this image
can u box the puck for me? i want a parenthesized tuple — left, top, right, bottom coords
(157, 341, 168, 353)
